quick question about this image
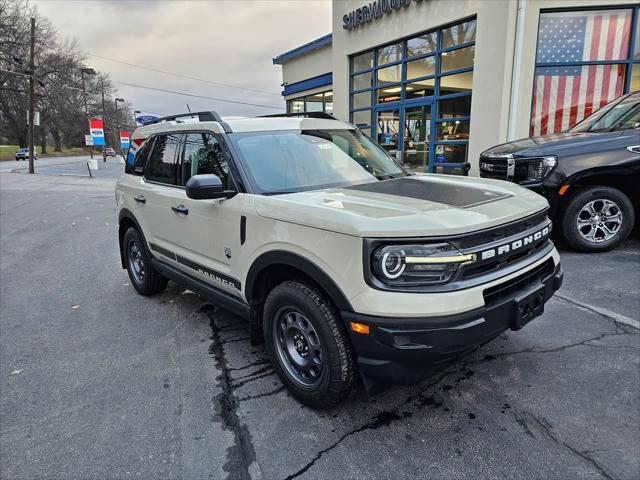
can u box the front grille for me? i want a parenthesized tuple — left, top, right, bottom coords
(458, 211, 549, 249)
(483, 259, 555, 307)
(479, 155, 509, 180)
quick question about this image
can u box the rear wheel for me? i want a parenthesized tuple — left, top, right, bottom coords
(560, 186, 634, 252)
(123, 227, 168, 295)
(264, 280, 355, 409)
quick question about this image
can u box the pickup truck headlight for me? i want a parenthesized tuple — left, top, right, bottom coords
(516, 156, 557, 183)
(372, 243, 475, 286)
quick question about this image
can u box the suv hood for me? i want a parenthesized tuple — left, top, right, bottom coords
(483, 130, 623, 157)
(254, 175, 548, 237)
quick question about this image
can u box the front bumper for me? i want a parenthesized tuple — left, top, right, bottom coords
(342, 261, 563, 384)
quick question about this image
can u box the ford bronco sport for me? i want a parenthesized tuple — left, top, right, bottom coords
(116, 111, 563, 408)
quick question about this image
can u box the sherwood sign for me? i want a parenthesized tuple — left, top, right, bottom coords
(343, 0, 423, 31)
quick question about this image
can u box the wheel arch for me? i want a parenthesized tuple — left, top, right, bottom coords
(244, 251, 354, 346)
(118, 209, 146, 269)
(560, 164, 640, 212)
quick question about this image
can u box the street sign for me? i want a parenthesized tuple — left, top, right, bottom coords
(89, 118, 105, 146)
(135, 115, 158, 125)
(84, 135, 94, 146)
(120, 131, 130, 149)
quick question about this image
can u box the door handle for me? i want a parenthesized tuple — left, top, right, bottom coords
(171, 204, 189, 215)
(627, 146, 640, 154)
(134, 195, 146, 204)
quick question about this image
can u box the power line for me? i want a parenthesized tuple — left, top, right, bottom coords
(88, 53, 282, 97)
(111, 80, 284, 110)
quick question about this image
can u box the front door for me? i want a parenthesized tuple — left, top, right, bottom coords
(172, 132, 244, 297)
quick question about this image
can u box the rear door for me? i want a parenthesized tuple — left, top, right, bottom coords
(141, 132, 185, 267)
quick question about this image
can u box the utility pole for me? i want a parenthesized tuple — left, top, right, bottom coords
(27, 17, 36, 174)
(80, 67, 95, 158)
(101, 80, 107, 162)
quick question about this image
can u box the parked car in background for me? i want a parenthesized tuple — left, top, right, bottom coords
(15, 147, 37, 161)
(480, 91, 640, 252)
(104, 147, 116, 157)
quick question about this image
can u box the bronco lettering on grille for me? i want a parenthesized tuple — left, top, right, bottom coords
(480, 226, 550, 261)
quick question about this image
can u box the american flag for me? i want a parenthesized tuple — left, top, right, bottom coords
(530, 10, 632, 137)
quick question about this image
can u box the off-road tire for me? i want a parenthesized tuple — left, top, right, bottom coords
(264, 280, 355, 409)
(560, 186, 634, 252)
(123, 227, 168, 295)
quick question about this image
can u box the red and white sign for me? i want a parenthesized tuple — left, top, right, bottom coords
(119, 131, 130, 148)
(89, 118, 105, 146)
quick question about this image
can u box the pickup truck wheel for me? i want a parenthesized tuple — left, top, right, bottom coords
(264, 280, 355, 409)
(561, 186, 634, 252)
(123, 227, 168, 295)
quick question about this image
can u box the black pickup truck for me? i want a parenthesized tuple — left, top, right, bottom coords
(480, 91, 639, 252)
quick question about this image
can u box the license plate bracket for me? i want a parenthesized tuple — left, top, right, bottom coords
(512, 284, 546, 330)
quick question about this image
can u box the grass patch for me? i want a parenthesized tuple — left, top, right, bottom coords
(0, 145, 88, 161)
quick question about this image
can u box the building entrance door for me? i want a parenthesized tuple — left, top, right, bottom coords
(402, 104, 431, 173)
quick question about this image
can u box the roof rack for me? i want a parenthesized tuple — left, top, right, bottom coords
(143, 111, 232, 133)
(259, 112, 336, 120)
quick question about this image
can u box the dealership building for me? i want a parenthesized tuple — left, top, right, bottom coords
(273, 0, 640, 176)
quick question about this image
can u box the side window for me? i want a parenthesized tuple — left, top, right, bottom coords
(146, 133, 182, 185)
(125, 139, 152, 175)
(180, 132, 232, 189)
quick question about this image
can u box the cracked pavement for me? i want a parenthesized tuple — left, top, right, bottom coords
(1, 171, 638, 479)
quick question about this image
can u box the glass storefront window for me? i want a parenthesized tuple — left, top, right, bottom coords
(438, 96, 471, 117)
(290, 100, 304, 113)
(406, 56, 436, 80)
(439, 71, 473, 95)
(352, 71, 372, 91)
(436, 119, 470, 141)
(324, 92, 333, 114)
(353, 51, 373, 72)
(405, 79, 435, 100)
(352, 91, 372, 109)
(440, 19, 476, 49)
(407, 32, 437, 57)
(352, 110, 371, 126)
(377, 64, 402, 85)
(440, 45, 475, 72)
(286, 90, 333, 114)
(631, 63, 640, 92)
(349, 17, 479, 175)
(434, 143, 468, 165)
(377, 43, 403, 66)
(305, 93, 324, 112)
(635, 14, 640, 59)
(376, 110, 400, 155)
(376, 86, 402, 104)
(537, 10, 634, 63)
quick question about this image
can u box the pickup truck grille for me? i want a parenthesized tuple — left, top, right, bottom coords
(479, 155, 510, 180)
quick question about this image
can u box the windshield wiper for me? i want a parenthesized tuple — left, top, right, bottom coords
(261, 190, 298, 196)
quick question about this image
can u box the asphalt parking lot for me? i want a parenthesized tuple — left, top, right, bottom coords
(1, 169, 638, 480)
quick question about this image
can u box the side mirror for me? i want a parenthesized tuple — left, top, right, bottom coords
(185, 174, 236, 200)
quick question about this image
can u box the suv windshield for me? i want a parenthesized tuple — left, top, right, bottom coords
(230, 129, 408, 194)
(570, 93, 640, 133)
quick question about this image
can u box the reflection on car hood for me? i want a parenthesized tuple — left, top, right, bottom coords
(483, 130, 625, 156)
(254, 175, 548, 237)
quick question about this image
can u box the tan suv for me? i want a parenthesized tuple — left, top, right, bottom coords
(116, 111, 563, 408)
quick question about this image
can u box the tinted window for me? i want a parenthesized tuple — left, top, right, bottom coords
(146, 133, 181, 185)
(180, 132, 231, 189)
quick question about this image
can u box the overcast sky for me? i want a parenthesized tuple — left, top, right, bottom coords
(34, 0, 332, 118)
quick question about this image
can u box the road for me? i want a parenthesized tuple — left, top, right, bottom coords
(1, 170, 638, 480)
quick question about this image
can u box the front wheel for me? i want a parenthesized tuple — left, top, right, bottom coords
(123, 227, 168, 295)
(264, 280, 355, 409)
(560, 186, 634, 252)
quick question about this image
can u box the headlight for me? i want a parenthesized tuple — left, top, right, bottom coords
(372, 243, 475, 286)
(515, 156, 557, 182)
